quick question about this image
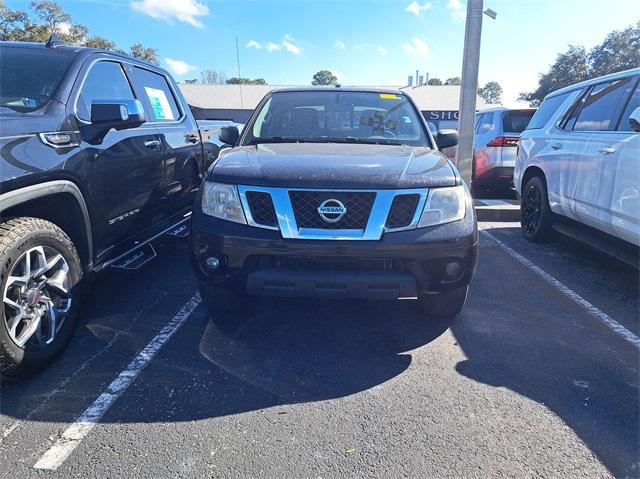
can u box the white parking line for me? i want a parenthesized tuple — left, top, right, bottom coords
(33, 292, 202, 471)
(482, 231, 640, 349)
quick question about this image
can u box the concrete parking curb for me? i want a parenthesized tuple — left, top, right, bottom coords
(474, 199, 520, 222)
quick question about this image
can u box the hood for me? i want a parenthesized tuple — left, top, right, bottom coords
(208, 143, 458, 189)
(0, 106, 67, 138)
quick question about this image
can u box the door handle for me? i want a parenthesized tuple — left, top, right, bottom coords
(144, 139, 161, 149)
(598, 146, 616, 155)
(186, 134, 200, 144)
(550, 142, 563, 150)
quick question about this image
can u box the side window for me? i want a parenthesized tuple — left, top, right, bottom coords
(477, 112, 494, 134)
(77, 61, 135, 121)
(527, 92, 570, 130)
(132, 67, 181, 121)
(474, 114, 482, 132)
(573, 78, 632, 131)
(560, 89, 589, 130)
(617, 79, 640, 131)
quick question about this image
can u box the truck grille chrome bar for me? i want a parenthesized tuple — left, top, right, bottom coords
(238, 186, 429, 240)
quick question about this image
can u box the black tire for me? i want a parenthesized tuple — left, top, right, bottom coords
(418, 285, 469, 318)
(199, 281, 245, 312)
(0, 217, 83, 379)
(521, 175, 556, 243)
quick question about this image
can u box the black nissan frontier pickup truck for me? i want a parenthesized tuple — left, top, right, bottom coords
(191, 87, 478, 319)
(0, 38, 218, 377)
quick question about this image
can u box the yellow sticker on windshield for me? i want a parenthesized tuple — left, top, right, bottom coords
(379, 93, 398, 100)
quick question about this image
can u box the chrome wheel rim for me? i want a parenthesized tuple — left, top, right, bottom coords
(522, 184, 543, 235)
(3, 246, 72, 349)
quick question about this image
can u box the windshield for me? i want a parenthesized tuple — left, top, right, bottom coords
(0, 47, 76, 112)
(243, 90, 431, 147)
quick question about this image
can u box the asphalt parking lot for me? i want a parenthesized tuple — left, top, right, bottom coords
(0, 222, 638, 479)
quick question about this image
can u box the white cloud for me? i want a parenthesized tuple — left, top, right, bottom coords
(282, 34, 302, 55)
(246, 35, 301, 55)
(246, 40, 263, 49)
(334, 40, 346, 50)
(165, 58, 197, 76)
(378, 45, 388, 56)
(403, 37, 429, 56)
(405, 1, 432, 16)
(55, 22, 72, 35)
(130, 0, 209, 28)
(447, 0, 466, 20)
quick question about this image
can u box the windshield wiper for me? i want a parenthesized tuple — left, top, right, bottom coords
(341, 137, 403, 146)
(248, 137, 306, 145)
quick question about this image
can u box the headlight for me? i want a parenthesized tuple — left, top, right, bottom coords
(417, 185, 466, 228)
(201, 182, 246, 224)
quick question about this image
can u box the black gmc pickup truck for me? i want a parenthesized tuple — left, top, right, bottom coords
(0, 38, 218, 377)
(191, 87, 479, 321)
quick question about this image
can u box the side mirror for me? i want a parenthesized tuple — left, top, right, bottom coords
(436, 129, 459, 149)
(219, 126, 240, 146)
(629, 106, 640, 133)
(81, 99, 146, 144)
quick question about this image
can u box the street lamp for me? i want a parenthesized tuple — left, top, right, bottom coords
(454, 0, 497, 187)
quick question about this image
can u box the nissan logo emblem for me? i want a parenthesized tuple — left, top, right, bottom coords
(317, 199, 347, 223)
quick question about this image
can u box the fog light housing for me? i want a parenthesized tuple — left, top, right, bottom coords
(200, 255, 224, 276)
(444, 261, 463, 279)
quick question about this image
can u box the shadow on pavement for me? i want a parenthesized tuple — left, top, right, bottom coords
(0, 293, 449, 426)
(93, 296, 449, 424)
(452, 227, 640, 478)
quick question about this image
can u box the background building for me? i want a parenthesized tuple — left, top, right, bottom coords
(179, 83, 499, 128)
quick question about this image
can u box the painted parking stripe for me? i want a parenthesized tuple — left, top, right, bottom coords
(483, 231, 640, 349)
(33, 293, 202, 471)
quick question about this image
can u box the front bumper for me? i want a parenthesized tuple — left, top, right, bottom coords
(191, 203, 479, 298)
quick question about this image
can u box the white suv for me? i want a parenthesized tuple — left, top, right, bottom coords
(515, 68, 640, 248)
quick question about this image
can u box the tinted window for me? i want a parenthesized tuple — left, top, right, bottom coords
(502, 110, 535, 133)
(77, 61, 135, 121)
(526, 92, 570, 130)
(244, 91, 430, 147)
(0, 47, 75, 112)
(477, 112, 494, 133)
(573, 78, 632, 131)
(133, 67, 181, 121)
(617, 80, 640, 131)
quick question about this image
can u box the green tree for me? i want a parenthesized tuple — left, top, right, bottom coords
(589, 21, 640, 77)
(227, 77, 267, 85)
(0, 2, 30, 41)
(84, 35, 117, 51)
(427, 77, 442, 85)
(200, 69, 228, 84)
(444, 76, 461, 85)
(311, 70, 338, 85)
(0, 1, 159, 62)
(129, 43, 159, 65)
(478, 81, 503, 104)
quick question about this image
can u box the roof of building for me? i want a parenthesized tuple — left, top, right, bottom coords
(179, 83, 500, 111)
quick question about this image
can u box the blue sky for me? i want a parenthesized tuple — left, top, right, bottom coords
(10, 0, 640, 105)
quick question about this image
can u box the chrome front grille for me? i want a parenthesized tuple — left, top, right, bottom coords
(289, 191, 376, 230)
(238, 186, 428, 240)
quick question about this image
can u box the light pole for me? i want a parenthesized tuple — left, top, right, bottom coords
(455, 0, 496, 187)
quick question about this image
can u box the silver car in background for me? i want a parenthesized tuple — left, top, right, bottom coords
(473, 107, 536, 190)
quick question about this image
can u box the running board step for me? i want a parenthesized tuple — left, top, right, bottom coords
(110, 244, 157, 270)
(552, 222, 639, 269)
(166, 223, 189, 238)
